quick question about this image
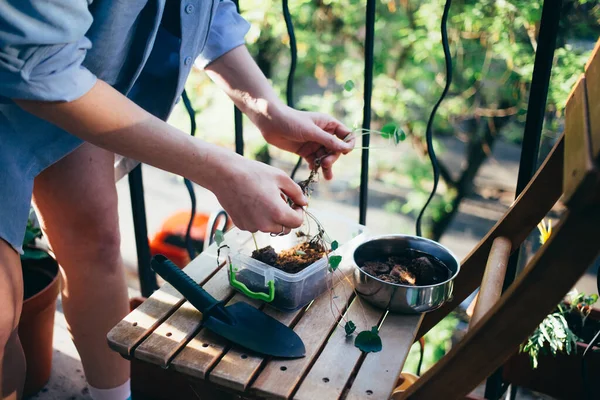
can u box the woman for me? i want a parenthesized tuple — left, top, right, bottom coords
(0, 1, 354, 399)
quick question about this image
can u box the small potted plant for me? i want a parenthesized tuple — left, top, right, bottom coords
(502, 221, 600, 399)
(503, 291, 600, 399)
(18, 210, 61, 396)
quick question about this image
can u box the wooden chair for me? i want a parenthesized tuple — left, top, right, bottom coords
(393, 39, 600, 399)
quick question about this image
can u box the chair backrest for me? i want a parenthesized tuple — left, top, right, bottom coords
(397, 38, 600, 399)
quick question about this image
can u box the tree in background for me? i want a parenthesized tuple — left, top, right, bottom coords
(186, 0, 599, 240)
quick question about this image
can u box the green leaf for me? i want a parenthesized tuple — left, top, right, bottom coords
(329, 255, 342, 270)
(23, 227, 41, 246)
(394, 128, 407, 143)
(343, 80, 355, 92)
(296, 250, 307, 256)
(214, 230, 225, 246)
(344, 320, 356, 336)
(331, 240, 339, 251)
(380, 123, 398, 138)
(354, 326, 382, 353)
(22, 248, 49, 261)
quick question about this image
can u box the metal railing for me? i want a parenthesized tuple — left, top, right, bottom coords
(126, 1, 561, 397)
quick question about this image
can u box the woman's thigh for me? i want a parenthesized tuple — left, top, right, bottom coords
(0, 239, 22, 342)
(32, 142, 121, 264)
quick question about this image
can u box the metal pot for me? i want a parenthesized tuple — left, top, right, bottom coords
(352, 235, 460, 314)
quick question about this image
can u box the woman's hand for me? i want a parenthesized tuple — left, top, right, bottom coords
(206, 151, 308, 234)
(257, 105, 355, 180)
(204, 46, 355, 180)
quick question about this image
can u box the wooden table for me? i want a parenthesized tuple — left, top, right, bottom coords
(108, 229, 422, 400)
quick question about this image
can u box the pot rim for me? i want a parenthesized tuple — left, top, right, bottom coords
(353, 234, 461, 289)
(22, 257, 60, 305)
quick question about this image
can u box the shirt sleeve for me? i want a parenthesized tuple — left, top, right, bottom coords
(195, 0, 251, 68)
(0, 0, 97, 102)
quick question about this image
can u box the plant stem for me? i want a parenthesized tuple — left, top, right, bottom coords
(252, 233, 259, 252)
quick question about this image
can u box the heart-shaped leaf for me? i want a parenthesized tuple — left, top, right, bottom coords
(345, 320, 356, 336)
(344, 80, 355, 92)
(214, 230, 225, 246)
(354, 326, 382, 353)
(331, 240, 339, 251)
(329, 255, 342, 271)
(380, 123, 398, 140)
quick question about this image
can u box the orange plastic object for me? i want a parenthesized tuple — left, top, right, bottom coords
(149, 211, 210, 268)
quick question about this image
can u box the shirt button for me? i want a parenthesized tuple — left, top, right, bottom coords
(184, 57, 192, 66)
(185, 4, 194, 14)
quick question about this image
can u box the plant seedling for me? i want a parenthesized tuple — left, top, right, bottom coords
(355, 326, 383, 353)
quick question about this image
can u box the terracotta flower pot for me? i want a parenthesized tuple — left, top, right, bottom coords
(18, 256, 60, 397)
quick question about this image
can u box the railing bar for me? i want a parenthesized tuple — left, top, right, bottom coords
(359, 0, 376, 226)
(281, 0, 303, 181)
(234, 106, 244, 156)
(129, 165, 158, 297)
(233, 0, 244, 156)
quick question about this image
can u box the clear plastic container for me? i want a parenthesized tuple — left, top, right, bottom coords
(228, 209, 367, 311)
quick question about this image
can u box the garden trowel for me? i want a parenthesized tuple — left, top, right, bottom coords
(150, 255, 305, 358)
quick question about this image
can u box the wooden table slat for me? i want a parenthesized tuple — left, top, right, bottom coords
(250, 275, 354, 399)
(344, 313, 423, 400)
(208, 301, 305, 392)
(293, 298, 383, 400)
(107, 245, 221, 356)
(134, 266, 233, 367)
(206, 299, 275, 392)
(169, 293, 258, 379)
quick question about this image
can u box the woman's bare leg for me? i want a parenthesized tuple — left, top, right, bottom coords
(0, 239, 25, 400)
(33, 142, 129, 390)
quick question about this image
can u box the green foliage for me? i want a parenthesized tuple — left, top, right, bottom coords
(331, 240, 339, 251)
(521, 311, 579, 369)
(21, 213, 50, 262)
(520, 291, 599, 369)
(404, 312, 460, 374)
(183, 0, 599, 238)
(355, 326, 383, 353)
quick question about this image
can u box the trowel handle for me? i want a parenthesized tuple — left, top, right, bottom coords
(150, 255, 233, 323)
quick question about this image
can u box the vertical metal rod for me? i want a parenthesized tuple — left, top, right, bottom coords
(359, 0, 376, 225)
(128, 165, 158, 297)
(282, 0, 297, 108)
(282, 0, 304, 180)
(233, 0, 244, 156)
(485, 0, 562, 398)
(234, 106, 244, 156)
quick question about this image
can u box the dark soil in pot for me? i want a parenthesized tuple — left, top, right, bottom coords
(357, 249, 451, 286)
(252, 242, 328, 274)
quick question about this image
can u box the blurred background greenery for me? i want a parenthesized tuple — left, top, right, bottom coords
(166, 0, 599, 373)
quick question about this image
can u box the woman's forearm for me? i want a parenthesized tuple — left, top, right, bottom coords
(204, 45, 285, 126)
(15, 79, 233, 190)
